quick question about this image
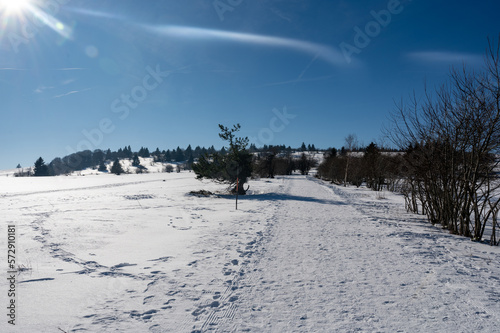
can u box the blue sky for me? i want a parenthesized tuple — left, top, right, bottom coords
(0, 0, 499, 170)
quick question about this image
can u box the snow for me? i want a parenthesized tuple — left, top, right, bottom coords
(1, 172, 499, 332)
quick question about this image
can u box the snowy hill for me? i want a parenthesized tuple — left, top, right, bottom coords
(0, 157, 184, 178)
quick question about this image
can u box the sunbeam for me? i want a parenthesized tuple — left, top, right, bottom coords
(28, 4, 73, 40)
(0, 0, 31, 14)
(0, 0, 73, 41)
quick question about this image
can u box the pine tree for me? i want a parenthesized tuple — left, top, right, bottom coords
(193, 124, 252, 195)
(175, 147, 185, 162)
(164, 149, 172, 162)
(34, 157, 49, 176)
(132, 154, 141, 166)
(185, 145, 193, 159)
(98, 160, 107, 172)
(301, 142, 307, 151)
(105, 149, 112, 161)
(193, 146, 202, 159)
(186, 155, 194, 170)
(110, 159, 124, 175)
(138, 147, 150, 158)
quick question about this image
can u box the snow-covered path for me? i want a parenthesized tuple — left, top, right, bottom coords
(216, 176, 500, 332)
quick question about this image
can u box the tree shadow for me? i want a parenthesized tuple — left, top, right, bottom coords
(218, 192, 346, 206)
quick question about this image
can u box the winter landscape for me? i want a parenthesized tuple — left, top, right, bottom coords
(1, 158, 500, 332)
(2, 0, 500, 332)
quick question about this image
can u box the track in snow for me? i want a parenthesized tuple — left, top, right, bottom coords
(213, 175, 500, 333)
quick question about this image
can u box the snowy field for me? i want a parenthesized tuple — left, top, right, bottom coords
(1, 172, 500, 332)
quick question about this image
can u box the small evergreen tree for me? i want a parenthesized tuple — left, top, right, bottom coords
(175, 147, 185, 162)
(185, 145, 193, 159)
(126, 145, 133, 158)
(297, 153, 317, 175)
(110, 159, 124, 175)
(193, 124, 252, 194)
(164, 150, 172, 162)
(193, 146, 202, 159)
(34, 157, 49, 176)
(98, 160, 107, 172)
(132, 154, 141, 166)
(105, 149, 112, 161)
(138, 147, 150, 158)
(153, 148, 161, 161)
(186, 155, 194, 170)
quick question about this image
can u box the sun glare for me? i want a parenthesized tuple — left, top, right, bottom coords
(0, 0, 32, 14)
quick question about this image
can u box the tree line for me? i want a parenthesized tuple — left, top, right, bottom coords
(24, 144, 216, 177)
(24, 141, 324, 178)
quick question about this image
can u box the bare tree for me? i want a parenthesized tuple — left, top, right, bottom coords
(386, 36, 500, 245)
(343, 134, 358, 187)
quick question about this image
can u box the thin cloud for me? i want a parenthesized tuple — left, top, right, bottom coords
(271, 8, 292, 23)
(61, 78, 77, 85)
(143, 25, 345, 66)
(297, 54, 319, 82)
(407, 51, 483, 66)
(260, 75, 333, 87)
(50, 68, 85, 71)
(66, 7, 127, 20)
(0, 68, 84, 71)
(34, 86, 54, 93)
(53, 88, 90, 98)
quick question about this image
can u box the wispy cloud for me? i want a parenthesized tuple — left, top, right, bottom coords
(66, 7, 127, 21)
(407, 51, 483, 66)
(0, 68, 28, 71)
(143, 25, 345, 66)
(34, 86, 54, 94)
(53, 88, 90, 99)
(0, 68, 84, 71)
(61, 78, 77, 85)
(54, 91, 79, 98)
(50, 68, 85, 71)
(271, 8, 292, 23)
(297, 54, 319, 82)
(260, 75, 333, 87)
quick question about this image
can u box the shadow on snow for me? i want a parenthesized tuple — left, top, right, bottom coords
(218, 192, 346, 206)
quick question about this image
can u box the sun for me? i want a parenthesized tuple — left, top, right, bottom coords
(0, 0, 32, 14)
